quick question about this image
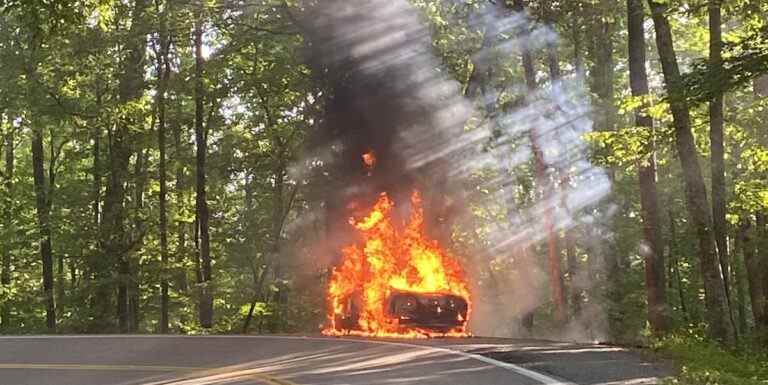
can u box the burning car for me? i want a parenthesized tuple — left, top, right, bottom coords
(324, 191, 471, 338)
(333, 289, 469, 335)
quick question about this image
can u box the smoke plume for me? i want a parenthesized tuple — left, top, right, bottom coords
(293, 0, 612, 340)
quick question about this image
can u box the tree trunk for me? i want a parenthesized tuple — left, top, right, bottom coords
(511, 0, 567, 328)
(541, 0, 561, 80)
(2, 124, 13, 328)
(156, 0, 171, 334)
(734, 221, 751, 332)
(589, 0, 616, 136)
(269, 154, 288, 327)
(31, 123, 56, 331)
(569, 3, 585, 75)
(708, 0, 734, 330)
(129, 149, 148, 332)
(194, 12, 213, 329)
(628, 0, 667, 335)
(25, 30, 56, 332)
(647, 0, 734, 343)
(242, 174, 259, 334)
(543, 1, 579, 324)
(756, 213, 768, 329)
(669, 210, 688, 320)
(740, 219, 765, 327)
(101, 0, 148, 333)
(56, 245, 65, 316)
(174, 111, 188, 294)
(565, 229, 581, 317)
(242, 299, 257, 334)
(92, 93, 102, 229)
(588, 1, 622, 333)
(86, 94, 101, 305)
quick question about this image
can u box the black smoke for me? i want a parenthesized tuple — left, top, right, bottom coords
(296, 0, 472, 244)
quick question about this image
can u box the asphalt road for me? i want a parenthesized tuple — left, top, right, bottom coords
(0, 336, 671, 385)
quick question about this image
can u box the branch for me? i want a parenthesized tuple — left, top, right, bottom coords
(44, 87, 99, 120)
(46, 124, 71, 208)
(279, 183, 300, 236)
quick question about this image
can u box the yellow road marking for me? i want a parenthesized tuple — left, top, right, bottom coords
(0, 364, 298, 385)
(0, 363, 201, 372)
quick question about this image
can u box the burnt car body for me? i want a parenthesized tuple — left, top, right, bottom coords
(334, 289, 469, 334)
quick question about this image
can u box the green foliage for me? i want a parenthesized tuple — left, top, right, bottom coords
(681, 30, 768, 105)
(655, 333, 768, 385)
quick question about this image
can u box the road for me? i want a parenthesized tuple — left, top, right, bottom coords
(0, 336, 672, 385)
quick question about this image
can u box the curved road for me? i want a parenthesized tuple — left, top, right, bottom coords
(0, 336, 670, 385)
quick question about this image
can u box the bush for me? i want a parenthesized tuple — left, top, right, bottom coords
(655, 333, 768, 385)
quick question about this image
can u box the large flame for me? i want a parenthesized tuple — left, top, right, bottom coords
(323, 191, 471, 338)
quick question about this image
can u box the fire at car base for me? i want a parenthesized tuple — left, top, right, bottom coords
(323, 177, 472, 338)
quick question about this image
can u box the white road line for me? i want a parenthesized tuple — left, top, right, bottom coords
(0, 335, 577, 385)
(311, 337, 577, 385)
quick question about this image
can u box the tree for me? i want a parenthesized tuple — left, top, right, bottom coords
(757, 213, 768, 329)
(739, 219, 765, 327)
(708, 0, 733, 325)
(647, 0, 734, 343)
(1, 119, 13, 328)
(155, 0, 172, 334)
(25, 23, 56, 332)
(511, 0, 567, 327)
(98, 0, 150, 332)
(194, 5, 213, 329)
(628, 0, 667, 335)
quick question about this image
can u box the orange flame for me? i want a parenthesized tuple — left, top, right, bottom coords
(362, 150, 377, 170)
(323, 191, 471, 338)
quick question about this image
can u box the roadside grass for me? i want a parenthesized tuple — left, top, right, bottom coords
(653, 333, 768, 385)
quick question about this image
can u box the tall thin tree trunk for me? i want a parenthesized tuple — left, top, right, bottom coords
(156, 0, 171, 334)
(647, 0, 734, 343)
(511, 0, 567, 327)
(588, 1, 622, 334)
(756, 213, 768, 328)
(116, 254, 129, 331)
(194, 11, 213, 329)
(708, 0, 735, 333)
(174, 123, 188, 294)
(590, 0, 616, 137)
(128, 149, 148, 332)
(31, 123, 56, 331)
(731, 144, 749, 333)
(241, 173, 258, 334)
(569, 3, 584, 75)
(92, 93, 102, 230)
(87, 95, 101, 305)
(26, 30, 56, 332)
(56, 246, 65, 314)
(669, 211, 688, 320)
(543, 1, 579, 325)
(629, 0, 667, 335)
(103, 0, 148, 333)
(2, 125, 14, 328)
(565, 230, 581, 317)
(541, 0, 561, 81)
(740, 219, 765, 326)
(734, 223, 750, 332)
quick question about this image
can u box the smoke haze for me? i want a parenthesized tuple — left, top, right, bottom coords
(293, 0, 612, 341)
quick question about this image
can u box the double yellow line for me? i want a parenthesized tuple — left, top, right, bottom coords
(0, 363, 297, 385)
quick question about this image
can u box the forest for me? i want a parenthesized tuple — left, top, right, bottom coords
(0, 0, 767, 378)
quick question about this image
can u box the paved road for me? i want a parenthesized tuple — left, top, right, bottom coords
(0, 336, 671, 385)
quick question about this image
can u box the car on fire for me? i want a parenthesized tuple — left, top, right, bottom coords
(333, 289, 469, 334)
